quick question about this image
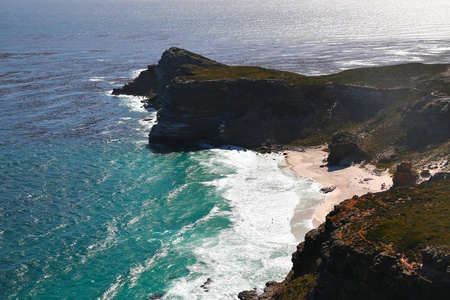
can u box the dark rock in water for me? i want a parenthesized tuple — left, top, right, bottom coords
(393, 162, 418, 187)
(327, 131, 367, 166)
(320, 186, 336, 193)
(112, 65, 158, 97)
(238, 290, 258, 300)
(147, 293, 164, 300)
(200, 277, 213, 291)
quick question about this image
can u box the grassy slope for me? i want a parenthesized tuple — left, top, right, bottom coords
(355, 179, 450, 261)
(182, 63, 448, 88)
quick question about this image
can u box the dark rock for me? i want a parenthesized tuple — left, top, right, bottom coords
(200, 277, 213, 292)
(327, 131, 368, 165)
(402, 96, 450, 150)
(429, 172, 450, 182)
(265, 281, 275, 287)
(320, 186, 336, 193)
(393, 162, 418, 187)
(420, 169, 431, 178)
(112, 65, 158, 97)
(113, 48, 223, 110)
(147, 294, 164, 300)
(238, 290, 258, 300)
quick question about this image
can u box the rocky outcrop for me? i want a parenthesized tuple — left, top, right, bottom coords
(393, 162, 418, 187)
(402, 95, 450, 150)
(112, 65, 158, 98)
(112, 47, 223, 109)
(241, 179, 450, 299)
(327, 131, 368, 165)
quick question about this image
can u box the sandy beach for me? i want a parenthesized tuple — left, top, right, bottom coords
(286, 146, 392, 239)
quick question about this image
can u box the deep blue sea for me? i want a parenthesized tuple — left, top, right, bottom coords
(1, 0, 449, 299)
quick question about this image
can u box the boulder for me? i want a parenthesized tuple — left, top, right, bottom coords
(320, 186, 336, 193)
(393, 162, 418, 187)
(327, 131, 367, 166)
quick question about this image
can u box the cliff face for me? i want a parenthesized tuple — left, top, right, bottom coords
(149, 78, 333, 147)
(240, 177, 450, 300)
(113, 48, 450, 161)
(402, 95, 450, 150)
(112, 48, 450, 178)
(112, 48, 223, 108)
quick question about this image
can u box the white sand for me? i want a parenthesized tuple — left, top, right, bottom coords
(285, 146, 392, 239)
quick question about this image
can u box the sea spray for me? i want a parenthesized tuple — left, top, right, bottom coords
(163, 149, 323, 299)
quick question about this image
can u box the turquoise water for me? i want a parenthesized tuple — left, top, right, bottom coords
(1, 0, 450, 299)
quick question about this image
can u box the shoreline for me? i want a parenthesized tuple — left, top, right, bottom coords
(285, 146, 393, 240)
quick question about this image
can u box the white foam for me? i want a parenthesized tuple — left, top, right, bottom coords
(164, 149, 323, 299)
(131, 68, 147, 78)
(108, 92, 147, 112)
(89, 77, 106, 82)
(340, 60, 379, 67)
(99, 275, 124, 300)
(107, 91, 158, 138)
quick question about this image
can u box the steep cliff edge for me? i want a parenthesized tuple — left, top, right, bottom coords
(113, 48, 450, 165)
(239, 176, 450, 300)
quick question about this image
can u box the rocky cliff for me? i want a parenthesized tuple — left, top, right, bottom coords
(113, 48, 450, 166)
(239, 176, 450, 300)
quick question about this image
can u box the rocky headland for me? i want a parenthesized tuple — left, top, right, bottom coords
(114, 48, 450, 299)
(114, 47, 449, 167)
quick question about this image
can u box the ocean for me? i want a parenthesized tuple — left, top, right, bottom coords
(1, 0, 449, 299)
